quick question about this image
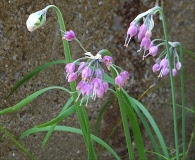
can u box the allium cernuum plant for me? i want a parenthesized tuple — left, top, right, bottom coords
(0, 4, 186, 160)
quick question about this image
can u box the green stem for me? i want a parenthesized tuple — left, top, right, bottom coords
(75, 38, 88, 53)
(47, 5, 96, 159)
(178, 43, 186, 159)
(157, 7, 179, 160)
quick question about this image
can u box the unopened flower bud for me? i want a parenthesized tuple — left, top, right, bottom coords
(172, 69, 177, 77)
(26, 9, 47, 32)
(176, 62, 181, 70)
(63, 30, 75, 41)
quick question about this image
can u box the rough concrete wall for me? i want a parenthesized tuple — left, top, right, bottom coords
(0, 0, 194, 160)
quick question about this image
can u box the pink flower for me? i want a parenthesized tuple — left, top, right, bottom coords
(120, 71, 130, 82)
(160, 58, 169, 68)
(96, 86, 105, 98)
(103, 82, 109, 92)
(95, 69, 103, 79)
(145, 30, 152, 39)
(172, 68, 177, 77)
(176, 62, 181, 70)
(81, 66, 92, 80)
(68, 73, 77, 82)
(148, 46, 158, 57)
(124, 23, 138, 47)
(80, 83, 91, 96)
(139, 24, 147, 35)
(63, 30, 75, 41)
(78, 62, 86, 72)
(65, 63, 75, 74)
(140, 37, 151, 51)
(152, 63, 160, 73)
(115, 75, 125, 88)
(162, 68, 169, 76)
(76, 81, 86, 90)
(103, 56, 113, 70)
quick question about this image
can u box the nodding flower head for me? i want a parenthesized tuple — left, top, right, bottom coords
(63, 30, 76, 41)
(26, 9, 48, 32)
(64, 50, 130, 106)
(103, 56, 113, 70)
(124, 23, 139, 47)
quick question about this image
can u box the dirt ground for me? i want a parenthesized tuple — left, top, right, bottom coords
(0, 0, 194, 159)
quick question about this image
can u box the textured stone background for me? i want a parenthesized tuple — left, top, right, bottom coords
(0, 0, 194, 160)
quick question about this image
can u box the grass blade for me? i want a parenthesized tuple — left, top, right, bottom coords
(37, 105, 75, 128)
(0, 86, 70, 115)
(20, 126, 121, 160)
(0, 126, 35, 160)
(122, 89, 169, 159)
(123, 94, 147, 160)
(7, 60, 66, 98)
(41, 97, 74, 148)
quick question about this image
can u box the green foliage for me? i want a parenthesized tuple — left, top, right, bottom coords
(0, 126, 35, 160)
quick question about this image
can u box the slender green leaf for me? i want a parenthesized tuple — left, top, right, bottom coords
(94, 99, 112, 137)
(0, 86, 70, 115)
(145, 150, 169, 160)
(41, 97, 74, 148)
(123, 94, 147, 160)
(183, 49, 195, 59)
(0, 126, 35, 160)
(20, 126, 121, 160)
(37, 105, 75, 128)
(123, 92, 162, 160)
(122, 90, 169, 159)
(7, 60, 67, 98)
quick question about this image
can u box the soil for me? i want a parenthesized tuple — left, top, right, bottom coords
(0, 0, 194, 160)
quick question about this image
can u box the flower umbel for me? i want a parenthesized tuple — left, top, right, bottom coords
(64, 48, 129, 105)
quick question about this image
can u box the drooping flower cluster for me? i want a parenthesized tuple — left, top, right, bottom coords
(124, 7, 182, 77)
(152, 46, 182, 77)
(64, 46, 129, 105)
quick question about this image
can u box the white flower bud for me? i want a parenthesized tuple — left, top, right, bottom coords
(26, 9, 47, 32)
